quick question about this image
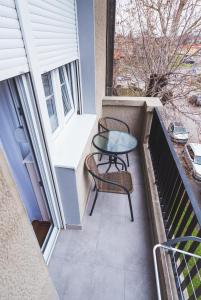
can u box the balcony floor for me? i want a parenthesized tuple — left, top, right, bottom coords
(49, 151, 157, 300)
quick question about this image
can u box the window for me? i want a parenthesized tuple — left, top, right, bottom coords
(58, 66, 73, 117)
(187, 145, 194, 160)
(42, 61, 81, 135)
(42, 72, 58, 133)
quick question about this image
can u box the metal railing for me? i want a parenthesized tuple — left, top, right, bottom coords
(149, 109, 201, 299)
(154, 237, 201, 300)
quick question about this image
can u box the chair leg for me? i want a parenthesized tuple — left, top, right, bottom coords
(127, 193, 134, 222)
(126, 153, 129, 167)
(89, 189, 99, 216)
(99, 153, 103, 161)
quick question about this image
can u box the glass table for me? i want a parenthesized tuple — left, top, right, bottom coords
(92, 130, 138, 171)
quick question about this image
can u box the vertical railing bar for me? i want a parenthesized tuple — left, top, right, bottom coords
(166, 181, 183, 224)
(167, 189, 185, 236)
(193, 257, 201, 282)
(178, 238, 201, 275)
(172, 251, 185, 300)
(183, 254, 197, 299)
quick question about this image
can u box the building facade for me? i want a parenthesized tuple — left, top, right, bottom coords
(0, 0, 106, 297)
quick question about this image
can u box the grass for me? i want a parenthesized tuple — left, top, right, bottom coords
(173, 205, 201, 298)
(182, 228, 201, 299)
(170, 201, 201, 298)
(179, 63, 193, 69)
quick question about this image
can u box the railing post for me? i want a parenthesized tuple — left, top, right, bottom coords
(141, 98, 162, 145)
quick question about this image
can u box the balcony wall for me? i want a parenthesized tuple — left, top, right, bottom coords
(102, 96, 162, 143)
(102, 96, 179, 299)
(0, 149, 58, 299)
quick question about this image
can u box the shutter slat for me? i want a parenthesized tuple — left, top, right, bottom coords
(0, 65, 29, 81)
(33, 31, 77, 39)
(35, 37, 77, 46)
(0, 3, 28, 80)
(29, 0, 75, 20)
(29, 4, 75, 24)
(32, 22, 76, 34)
(0, 16, 20, 29)
(37, 44, 77, 54)
(40, 53, 78, 72)
(0, 57, 28, 69)
(0, 0, 15, 9)
(31, 14, 76, 28)
(28, 0, 78, 73)
(0, 39, 25, 49)
(0, 48, 26, 60)
(0, 5, 17, 19)
(0, 28, 22, 39)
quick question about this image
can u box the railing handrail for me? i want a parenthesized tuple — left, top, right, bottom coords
(163, 236, 201, 247)
(154, 108, 201, 226)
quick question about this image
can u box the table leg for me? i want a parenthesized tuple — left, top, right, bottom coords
(105, 155, 113, 173)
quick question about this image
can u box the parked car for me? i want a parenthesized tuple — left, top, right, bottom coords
(168, 122, 189, 144)
(189, 95, 201, 106)
(182, 56, 195, 64)
(184, 143, 201, 181)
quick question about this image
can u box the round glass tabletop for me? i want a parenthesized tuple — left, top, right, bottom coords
(92, 130, 138, 154)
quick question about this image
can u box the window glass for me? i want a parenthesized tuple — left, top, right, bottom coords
(66, 64, 74, 99)
(66, 61, 81, 114)
(42, 73, 58, 132)
(59, 67, 72, 116)
(187, 146, 194, 160)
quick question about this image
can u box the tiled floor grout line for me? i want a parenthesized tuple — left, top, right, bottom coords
(49, 152, 158, 300)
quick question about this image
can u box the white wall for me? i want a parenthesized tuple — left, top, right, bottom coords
(0, 149, 58, 299)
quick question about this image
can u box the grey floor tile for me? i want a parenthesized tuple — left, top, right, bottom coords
(49, 256, 68, 298)
(49, 153, 157, 300)
(62, 262, 94, 300)
(94, 214, 127, 270)
(93, 192, 127, 217)
(125, 269, 157, 300)
(90, 264, 125, 300)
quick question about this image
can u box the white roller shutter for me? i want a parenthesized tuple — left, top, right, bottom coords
(28, 0, 79, 73)
(0, 0, 29, 81)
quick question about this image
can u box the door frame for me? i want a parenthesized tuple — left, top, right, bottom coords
(12, 74, 64, 262)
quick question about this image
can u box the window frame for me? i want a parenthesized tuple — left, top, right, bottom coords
(41, 61, 81, 139)
(42, 71, 59, 134)
(58, 65, 75, 124)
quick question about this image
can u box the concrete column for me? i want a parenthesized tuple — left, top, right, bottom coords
(141, 98, 162, 145)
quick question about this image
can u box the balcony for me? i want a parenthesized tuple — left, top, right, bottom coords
(49, 97, 201, 300)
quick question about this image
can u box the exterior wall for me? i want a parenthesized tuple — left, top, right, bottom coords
(102, 96, 162, 142)
(76, 121, 98, 221)
(94, 0, 107, 117)
(103, 104, 144, 140)
(0, 149, 58, 299)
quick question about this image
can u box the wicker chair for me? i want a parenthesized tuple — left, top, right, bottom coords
(98, 117, 130, 166)
(85, 152, 134, 222)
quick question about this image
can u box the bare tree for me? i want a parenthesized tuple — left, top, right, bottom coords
(114, 0, 201, 141)
(115, 0, 201, 103)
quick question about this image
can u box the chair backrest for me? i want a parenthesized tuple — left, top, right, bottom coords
(85, 154, 101, 188)
(99, 117, 129, 132)
(85, 154, 100, 176)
